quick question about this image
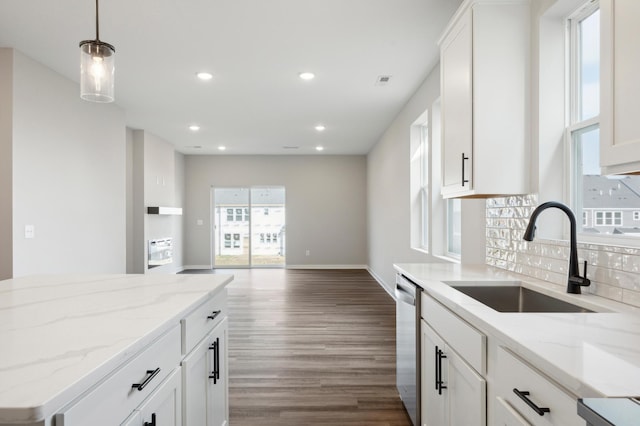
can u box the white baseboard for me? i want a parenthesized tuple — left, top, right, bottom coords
(367, 267, 395, 300)
(286, 264, 368, 270)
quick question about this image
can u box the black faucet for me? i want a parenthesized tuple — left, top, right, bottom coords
(523, 201, 591, 294)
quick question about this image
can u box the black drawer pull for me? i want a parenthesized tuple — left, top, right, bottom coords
(144, 413, 156, 426)
(209, 337, 220, 384)
(437, 348, 447, 395)
(132, 368, 161, 391)
(207, 310, 221, 320)
(513, 388, 550, 416)
(461, 152, 469, 187)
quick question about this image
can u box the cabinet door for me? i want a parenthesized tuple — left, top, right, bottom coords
(138, 368, 182, 426)
(441, 7, 473, 196)
(182, 332, 210, 425)
(421, 321, 447, 426)
(447, 347, 486, 426)
(208, 318, 229, 426)
(601, 0, 640, 173)
(182, 318, 228, 426)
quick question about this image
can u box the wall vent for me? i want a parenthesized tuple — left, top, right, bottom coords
(376, 75, 392, 86)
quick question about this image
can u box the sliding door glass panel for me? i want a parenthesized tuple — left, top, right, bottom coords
(250, 187, 285, 266)
(213, 188, 250, 267)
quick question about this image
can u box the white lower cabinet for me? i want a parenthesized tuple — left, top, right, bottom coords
(421, 320, 486, 426)
(54, 289, 229, 426)
(122, 368, 182, 426)
(494, 346, 583, 426)
(182, 318, 229, 426)
(494, 397, 531, 426)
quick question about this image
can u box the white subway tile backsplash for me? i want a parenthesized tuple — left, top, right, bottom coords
(485, 194, 640, 308)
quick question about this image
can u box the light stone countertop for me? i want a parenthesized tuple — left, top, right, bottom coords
(394, 263, 640, 398)
(0, 273, 233, 423)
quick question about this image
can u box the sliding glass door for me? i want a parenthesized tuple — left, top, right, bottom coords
(212, 187, 285, 268)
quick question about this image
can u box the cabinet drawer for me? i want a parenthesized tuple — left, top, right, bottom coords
(495, 397, 531, 426)
(182, 290, 227, 355)
(421, 292, 486, 375)
(495, 347, 582, 426)
(56, 325, 181, 426)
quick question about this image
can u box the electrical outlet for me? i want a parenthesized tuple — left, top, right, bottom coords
(306, 249, 310, 256)
(25, 225, 35, 239)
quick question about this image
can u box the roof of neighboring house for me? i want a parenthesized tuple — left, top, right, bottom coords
(613, 227, 640, 234)
(583, 175, 640, 209)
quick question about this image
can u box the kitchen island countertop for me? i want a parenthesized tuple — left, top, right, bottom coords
(0, 273, 232, 424)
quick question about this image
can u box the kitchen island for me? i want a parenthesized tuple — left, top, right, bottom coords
(395, 263, 640, 425)
(0, 273, 232, 426)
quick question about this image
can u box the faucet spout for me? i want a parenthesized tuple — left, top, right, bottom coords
(523, 201, 591, 294)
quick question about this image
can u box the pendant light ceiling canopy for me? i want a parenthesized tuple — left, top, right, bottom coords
(79, 0, 115, 103)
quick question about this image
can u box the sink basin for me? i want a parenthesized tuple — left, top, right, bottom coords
(450, 284, 594, 313)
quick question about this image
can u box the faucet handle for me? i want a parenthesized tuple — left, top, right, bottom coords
(583, 260, 588, 279)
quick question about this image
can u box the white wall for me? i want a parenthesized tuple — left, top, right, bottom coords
(128, 130, 185, 274)
(184, 155, 367, 268)
(367, 65, 446, 292)
(8, 49, 126, 276)
(0, 49, 12, 280)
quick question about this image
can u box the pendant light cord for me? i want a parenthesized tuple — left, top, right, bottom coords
(95, 0, 100, 41)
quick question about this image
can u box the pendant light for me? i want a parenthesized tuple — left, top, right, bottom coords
(79, 0, 115, 103)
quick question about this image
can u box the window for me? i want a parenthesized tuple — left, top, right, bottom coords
(594, 211, 622, 226)
(226, 209, 234, 221)
(447, 199, 461, 258)
(583, 211, 588, 226)
(569, 3, 640, 238)
(410, 109, 429, 252)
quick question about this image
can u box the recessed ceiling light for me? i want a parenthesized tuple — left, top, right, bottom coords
(316, 146, 324, 151)
(299, 72, 315, 80)
(315, 125, 326, 132)
(218, 146, 226, 151)
(189, 125, 200, 131)
(196, 72, 213, 80)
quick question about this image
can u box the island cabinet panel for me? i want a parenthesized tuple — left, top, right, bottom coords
(55, 325, 181, 426)
(122, 368, 182, 426)
(182, 318, 229, 426)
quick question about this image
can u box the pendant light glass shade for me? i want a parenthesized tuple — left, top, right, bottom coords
(79, 0, 115, 103)
(80, 40, 115, 102)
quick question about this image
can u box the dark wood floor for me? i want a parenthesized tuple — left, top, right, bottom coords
(200, 268, 412, 426)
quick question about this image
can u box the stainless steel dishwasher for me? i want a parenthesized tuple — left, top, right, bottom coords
(396, 274, 421, 425)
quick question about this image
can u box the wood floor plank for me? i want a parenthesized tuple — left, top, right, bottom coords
(223, 269, 411, 426)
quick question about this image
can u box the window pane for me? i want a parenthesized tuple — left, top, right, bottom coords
(579, 9, 600, 121)
(575, 126, 640, 235)
(447, 199, 461, 256)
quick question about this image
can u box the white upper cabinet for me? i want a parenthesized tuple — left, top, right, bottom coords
(440, 0, 530, 198)
(600, 0, 640, 174)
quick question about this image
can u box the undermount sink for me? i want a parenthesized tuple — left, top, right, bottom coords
(448, 283, 594, 313)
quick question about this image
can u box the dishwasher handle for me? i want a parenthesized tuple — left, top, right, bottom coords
(395, 284, 416, 306)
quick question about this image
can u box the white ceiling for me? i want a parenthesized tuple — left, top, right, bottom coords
(0, 0, 462, 155)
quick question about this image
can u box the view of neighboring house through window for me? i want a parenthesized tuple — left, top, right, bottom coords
(569, 2, 640, 238)
(213, 187, 286, 267)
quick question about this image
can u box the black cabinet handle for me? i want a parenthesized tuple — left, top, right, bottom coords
(132, 368, 161, 391)
(461, 153, 469, 187)
(434, 346, 439, 390)
(209, 337, 220, 384)
(144, 413, 156, 426)
(207, 310, 221, 320)
(513, 388, 550, 416)
(437, 348, 447, 395)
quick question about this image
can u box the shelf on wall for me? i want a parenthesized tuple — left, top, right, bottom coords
(147, 206, 183, 215)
